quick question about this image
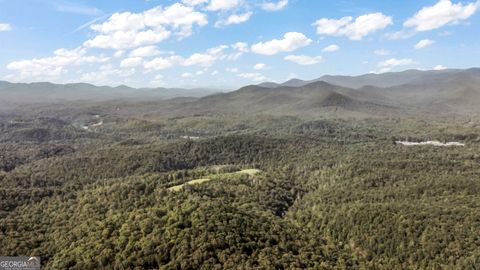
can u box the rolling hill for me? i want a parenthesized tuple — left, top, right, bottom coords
(168, 81, 399, 118)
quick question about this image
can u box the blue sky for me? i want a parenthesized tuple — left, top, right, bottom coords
(0, 0, 479, 88)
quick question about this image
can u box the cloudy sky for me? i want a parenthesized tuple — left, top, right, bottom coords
(1, 0, 479, 88)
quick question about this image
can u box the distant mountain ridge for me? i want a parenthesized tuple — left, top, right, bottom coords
(0, 81, 224, 106)
(2, 68, 480, 117)
(174, 68, 480, 118)
(258, 68, 480, 89)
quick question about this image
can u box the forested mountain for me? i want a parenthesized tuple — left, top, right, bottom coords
(1, 69, 480, 269)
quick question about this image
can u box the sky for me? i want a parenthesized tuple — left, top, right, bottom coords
(0, 0, 479, 89)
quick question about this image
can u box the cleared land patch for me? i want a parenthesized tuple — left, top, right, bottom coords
(168, 169, 261, 192)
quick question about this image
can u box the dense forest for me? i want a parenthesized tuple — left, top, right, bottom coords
(1, 100, 480, 269)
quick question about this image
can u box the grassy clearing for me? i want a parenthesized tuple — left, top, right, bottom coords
(237, 169, 261, 176)
(168, 168, 261, 192)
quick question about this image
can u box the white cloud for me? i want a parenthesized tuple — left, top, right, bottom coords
(150, 74, 165, 86)
(0, 23, 12, 32)
(85, 3, 207, 49)
(253, 63, 266, 70)
(227, 42, 249, 60)
(120, 57, 143, 68)
(378, 58, 415, 68)
(237, 72, 266, 82)
(261, 0, 288, 11)
(129, 46, 162, 57)
(114, 50, 125, 58)
(322, 44, 340, 52)
(211, 70, 219, 75)
(385, 30, 416, 40)
(206, 0, 242, 11)
(6, 47, 109, 79)
(215, 12, 252, 27)
(84, 28, 171, 50)
(143, 3, 208, 38)
(434, 64, 447, 70)
(226, 67, 239, 73)
(90, 12, 144, 33)
(80, 64, 135, 85)
(181, 72, 193, 78)
(415, 39, 435, 49)
(284, 55, 323, 65)
(313, 13, 392, 40)
(144, 56, 182, 70)
(143, 45, 228, 71)
(232, 42, 249, 52)
(287, 73, 297, 80)
(183, 53, 217, 67)
(404, 0, 479, 32)
(374, 49, 390, 56)
(251, 32, 312, 55)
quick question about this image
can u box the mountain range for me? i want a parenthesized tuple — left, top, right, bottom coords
(2, 68, 480, 117)
(0, 81, 222, 108)
(179, 68, 480, 117)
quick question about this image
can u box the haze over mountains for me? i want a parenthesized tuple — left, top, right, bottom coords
(2, 68, 480, 116)
(179, 68, 480, 117)
(0, 81, 222, 107)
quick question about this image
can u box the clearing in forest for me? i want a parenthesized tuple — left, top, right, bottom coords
(168, 169, 261, 192)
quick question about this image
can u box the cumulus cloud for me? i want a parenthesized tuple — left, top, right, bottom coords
(85, 3, 207, 49)
(251, 32, 312, 55)
(7, 47, 109, 79)
(215, 12, 252, 27)
(404, 0, 479, 32)
(144, 56, 183, 70)
(385, 30, 416, 40)
(206, 0, 242, 11)
(232, 42, 249, 52)
(85, 28, 171, 50)
(322, 44, 340, 52)
(143, 3, 208, 37)
(129, 46, 162, 57)
(143, 45, 229, 71)
(378, 58, 415, 68)
(181, 72, 193, 78)
(253, 63, 266, 70)
(434, 64, 447, 70)
(284, 55, 323, 65)
(415, 39, 435, 49)
(313, 13, 392, 40)
(261, 0, 288, 11)
(80, 64, 135, 85)
(374, 49, 390, 56)
(237, 72, 266, 82)
(114, 50, 125, 58)
(0, 23, 12, 32)
(120, 57, 143, 68)
(150, 74, 165, 86)
(183, 53, 217, 67)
